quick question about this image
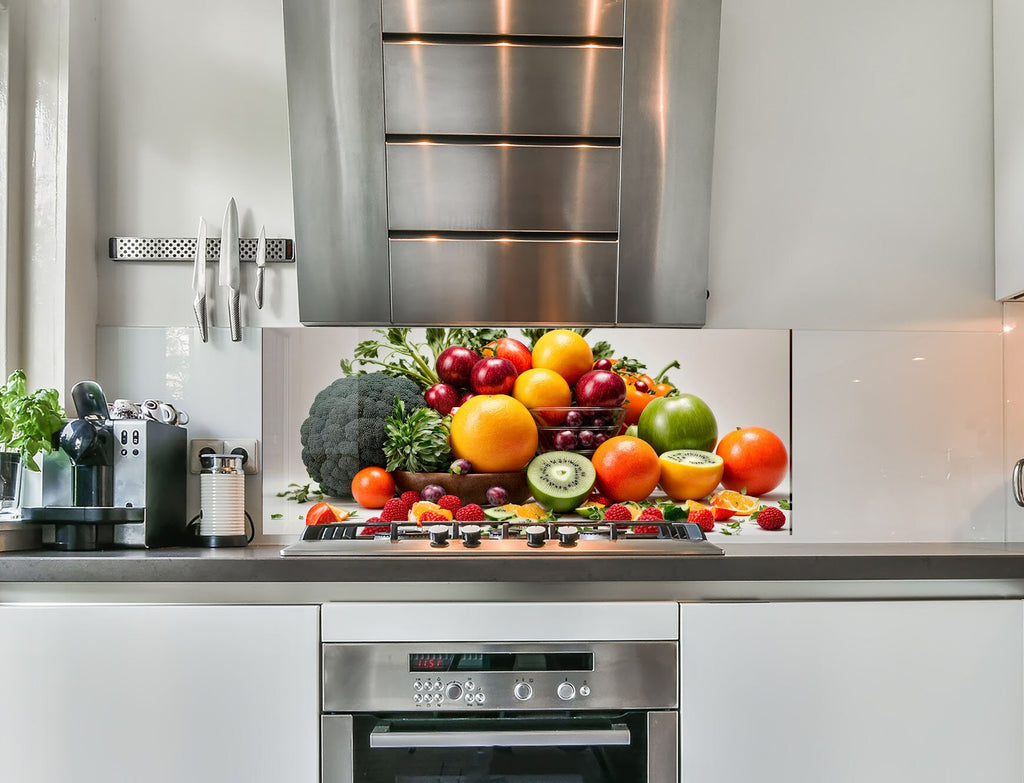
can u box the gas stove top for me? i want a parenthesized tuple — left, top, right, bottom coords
(280, 519, 724, 557)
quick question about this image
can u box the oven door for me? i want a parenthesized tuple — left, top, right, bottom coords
(323, 711, 677, 783)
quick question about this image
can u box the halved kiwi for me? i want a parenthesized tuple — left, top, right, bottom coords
(526, 451, 597, 513)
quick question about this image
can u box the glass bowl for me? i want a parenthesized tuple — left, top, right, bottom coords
(529, 406, 627, 456)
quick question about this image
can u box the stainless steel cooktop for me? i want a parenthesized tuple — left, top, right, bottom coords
(281, 520, 724, 557)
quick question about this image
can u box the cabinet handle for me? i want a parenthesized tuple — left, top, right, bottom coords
(1013, 458, 1024, 507)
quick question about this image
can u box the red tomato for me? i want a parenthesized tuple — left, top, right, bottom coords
(305, 501, 339, 526)
(350, 467, 396, 509)
(715, 427, 788, 496)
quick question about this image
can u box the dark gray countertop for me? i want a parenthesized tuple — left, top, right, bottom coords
(2, 541, 1024, 584)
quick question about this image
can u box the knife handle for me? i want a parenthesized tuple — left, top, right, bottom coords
(193, 295, 209, 343)
(229, 289, 241, 342)
(254, 267, 265, 310)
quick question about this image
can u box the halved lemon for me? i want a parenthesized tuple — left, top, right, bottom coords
(658, 450, 724, 501)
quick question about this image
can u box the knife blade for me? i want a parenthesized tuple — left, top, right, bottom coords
(192, 217, 209, 342)
(254, 224, 266, 310)
(219, 197, 241, 342)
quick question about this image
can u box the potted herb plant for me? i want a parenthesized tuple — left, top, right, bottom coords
(0, 370, 65, 513)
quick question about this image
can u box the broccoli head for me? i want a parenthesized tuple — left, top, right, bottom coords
(300, 372, 425, 498)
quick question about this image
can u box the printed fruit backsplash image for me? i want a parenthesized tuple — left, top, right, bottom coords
(275, 327, 791, 536)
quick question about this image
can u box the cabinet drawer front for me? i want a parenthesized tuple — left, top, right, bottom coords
(384, 42, 623, 138)
(382, 0, 624, 37)
(390, 239, 617, 324)
(386, 143, 621, 232)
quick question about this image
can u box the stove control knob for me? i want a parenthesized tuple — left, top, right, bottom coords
(445, 682, 463, 701)
(428, 524, 450, 547)
(461, 524, 482, 548)
(525, 525, 547, 548)
(557, 682, 576, 701)
(579, 685, 591, 697)
(514, 682, 533, 701)
(557, 525, 580, 547)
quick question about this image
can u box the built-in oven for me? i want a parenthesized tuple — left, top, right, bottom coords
(322, 641, 678, 783)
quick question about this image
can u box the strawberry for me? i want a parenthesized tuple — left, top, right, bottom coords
(711, 506, 735, 522)
(380, 497, 409, 522)
(400, 491, 420, 508)
(633, 525, 661, 535)
(603, 504, 632, 521)
(455, 503, 485, 522)
(637, 507, 664, 521)
(419, 510, 449, 523)
(359, 518, 390, 536)
(437, 494, 462, 514)
(755, 506, 786, 531)
(689, 507, 715, 533)
(590, 493, 612, 507)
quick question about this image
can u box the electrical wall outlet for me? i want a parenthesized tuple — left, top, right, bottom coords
(223, 438, 260, 475)
(188, 439, 224, 474)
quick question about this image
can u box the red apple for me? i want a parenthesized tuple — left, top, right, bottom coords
(491, 337, 532, 375)
(471, 357, 518, 395)
(436, 346, 480, 388)
(424, 382, 461, 415)
(575, 370, 627, 408)
(459, 391, 476, 405)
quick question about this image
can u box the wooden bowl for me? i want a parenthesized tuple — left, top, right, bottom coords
(391, 470, 531, 506)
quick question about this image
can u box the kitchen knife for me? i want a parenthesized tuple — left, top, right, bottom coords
(219, 197, 241, 342)
(254, 224, 266, 310)
(192, 217, 209, 342)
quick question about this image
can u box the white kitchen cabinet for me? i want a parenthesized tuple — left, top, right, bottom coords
(0, 604, 319, 783)
(679, 601, 1023, 783)
(996, 0, 1024, 300)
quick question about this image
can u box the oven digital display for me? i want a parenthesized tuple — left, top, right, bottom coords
(409, 652, 594, 673)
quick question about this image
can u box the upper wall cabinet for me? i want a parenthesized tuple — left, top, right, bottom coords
(283, 0, 721, 327)
(996, 0, 1024, 300)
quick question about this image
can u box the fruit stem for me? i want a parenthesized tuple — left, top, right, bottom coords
(653, 360, 681, 383)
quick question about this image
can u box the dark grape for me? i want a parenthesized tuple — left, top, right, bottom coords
(553, 430, 579, 450)
(565, 409, 584, 427)
(578, 430, 596, 448)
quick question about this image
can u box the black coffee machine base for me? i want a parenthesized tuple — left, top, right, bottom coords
(193, 533, 249, 548)
(20, 506, 146, 551)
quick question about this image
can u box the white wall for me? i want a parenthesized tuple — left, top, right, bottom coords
(88, 0, 1006, 543)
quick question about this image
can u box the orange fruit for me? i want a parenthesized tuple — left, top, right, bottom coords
(513, 368, 572, 409)
(514, 502, 547, 520)
(531, 330, 594, 387)
(591, 435, 661, 502)
(715, 427, 788, 496)
(709, 490, 758, 517)
(449, 394, 539, 473)
(409, 501, 453, 523)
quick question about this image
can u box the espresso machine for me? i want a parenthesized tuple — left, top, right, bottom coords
(22, 381, 187, 550)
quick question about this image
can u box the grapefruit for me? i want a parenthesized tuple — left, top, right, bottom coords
(590, 435, 661, 502)
(715, 426, 788, 496)
(449, 395, 539, 473)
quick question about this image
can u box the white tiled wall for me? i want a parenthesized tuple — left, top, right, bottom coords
(793, 331, 1004, 542)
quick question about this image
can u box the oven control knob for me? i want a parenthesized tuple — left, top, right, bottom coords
(579, 685, 591, 697)
(556, 525, 579, 547)
(514, 682, 533, 701)
(445, 682, 463, 701)
(461, 524, 482, 548)
(525, 525, 547, 548)
(557, 682, 576, 701)
(428, 524, 450, 547)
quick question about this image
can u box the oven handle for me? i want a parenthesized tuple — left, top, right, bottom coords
(369, 723, 631, 749)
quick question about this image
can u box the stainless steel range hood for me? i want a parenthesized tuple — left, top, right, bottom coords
(284, 0, 721, 327)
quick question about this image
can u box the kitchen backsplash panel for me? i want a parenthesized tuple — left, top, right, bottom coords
(262, 328, 791, 537)
(792, 330, 1004, 542)
(96, 326, 264, 532)
(1002, 302, 1024, 541)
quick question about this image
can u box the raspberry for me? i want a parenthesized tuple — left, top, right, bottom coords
(380, 497, 409, 522)
(603, 504, 632, 521)
(637, 507, 664, 521)
(455, 503, 485, 522)
(689, 507, 715, 532)
(359, 518, 390, 536)
(756, 506, 786, 531)
(633, 525, 661, 535)
(400, 491, 420, 508)
(437, 494, 462, 514)
(419, 510, 449, 523)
